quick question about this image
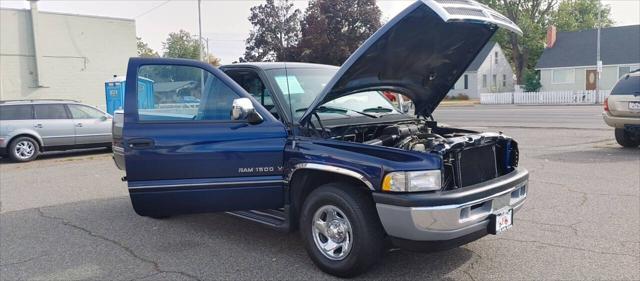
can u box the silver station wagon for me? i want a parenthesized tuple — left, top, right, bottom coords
(0, 99, 112, 162)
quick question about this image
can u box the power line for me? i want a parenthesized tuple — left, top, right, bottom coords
(134, 0, 171, 19)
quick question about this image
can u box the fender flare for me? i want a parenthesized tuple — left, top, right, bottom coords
(6, 129, 43, 149)
(289, 163, 375, 190)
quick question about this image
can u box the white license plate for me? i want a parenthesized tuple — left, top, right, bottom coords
(629, 102, 640, 111)
(490, 209, 513, 234)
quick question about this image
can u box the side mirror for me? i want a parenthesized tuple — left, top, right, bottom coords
(231, 98, 263, 125)
(100, 115, 109, 121)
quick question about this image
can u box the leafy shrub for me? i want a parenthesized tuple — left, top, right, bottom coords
(524, 69, 542, 92)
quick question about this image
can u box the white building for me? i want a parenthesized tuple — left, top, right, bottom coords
(536, 25, 640, 92)
(0, 2, 136, 109)
(446, 42, 515, 99)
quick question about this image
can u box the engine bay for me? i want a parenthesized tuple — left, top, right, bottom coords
(312, 119, 519, 190)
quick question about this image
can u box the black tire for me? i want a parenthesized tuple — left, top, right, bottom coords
(615, 128, 639, 148)
(299, 183, 384, 277)
(8, 136, 40, 162)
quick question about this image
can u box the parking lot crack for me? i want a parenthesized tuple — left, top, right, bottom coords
(496, 237, 639, 258)
(0, 254, 47, 267)
(36, 208, 202, 281)
(461, 248, 484, 281)
(519, 219, 581, 236)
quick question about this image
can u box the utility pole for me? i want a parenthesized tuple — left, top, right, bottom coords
(595, 4, 602, 104)
(198, 0, 203, 61)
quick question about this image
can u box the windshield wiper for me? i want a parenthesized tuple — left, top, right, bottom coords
(362, 106, 394, 113)
(296, 105, 379, 118)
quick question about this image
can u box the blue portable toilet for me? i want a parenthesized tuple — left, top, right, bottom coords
(105, 76, 155, 115)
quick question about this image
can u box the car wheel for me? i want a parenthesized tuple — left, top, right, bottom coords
(614, 128, 639, 148)
(8, 137, 40, 162)
(299, 183, 384, 277)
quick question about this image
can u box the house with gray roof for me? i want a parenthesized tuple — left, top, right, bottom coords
(447, 41, 515, 99)
(536, 25, 640, 92)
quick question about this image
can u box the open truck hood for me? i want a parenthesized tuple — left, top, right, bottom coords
(300, 0, 521, 122)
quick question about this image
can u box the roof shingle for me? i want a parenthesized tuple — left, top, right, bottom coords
(536, 25, 640, 69)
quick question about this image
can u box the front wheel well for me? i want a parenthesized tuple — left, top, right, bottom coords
(288, 169, 373, 231)
(8, 134, 43, 151)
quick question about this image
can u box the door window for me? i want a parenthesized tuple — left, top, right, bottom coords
(225, 70, 279, 118)
(137, 65, 239, 121)
(68, 105, 105, 119)
(0, 105, 34, 120)
(34, 104, 69, 119)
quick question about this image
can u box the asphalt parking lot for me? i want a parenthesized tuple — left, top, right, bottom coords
(1, 105, 638, 280)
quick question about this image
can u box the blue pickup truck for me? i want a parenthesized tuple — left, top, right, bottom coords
(112, 0, 528, 277)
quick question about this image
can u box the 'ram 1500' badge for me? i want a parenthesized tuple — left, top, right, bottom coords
(239, 166, 283, 173)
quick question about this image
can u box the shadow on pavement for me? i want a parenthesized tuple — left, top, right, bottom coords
(1, 197, 474, 280)
(0, 148, 111, 164)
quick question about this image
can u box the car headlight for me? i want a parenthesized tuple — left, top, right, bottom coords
(382, 170, 441, 192)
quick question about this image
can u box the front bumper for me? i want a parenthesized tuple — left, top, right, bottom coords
(603, 112, 640, 128)
(374, 168, 528, 244)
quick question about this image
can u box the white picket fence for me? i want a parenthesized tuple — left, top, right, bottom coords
(480, 90, 610, 105)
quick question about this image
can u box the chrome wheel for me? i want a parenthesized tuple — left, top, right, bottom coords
(312, 205, 353, 261)
(14, 140, 35, 160)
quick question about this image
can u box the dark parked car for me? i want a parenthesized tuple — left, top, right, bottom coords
(112, 0, 527, 277)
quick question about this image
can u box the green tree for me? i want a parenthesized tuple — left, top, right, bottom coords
(242, 0, 302, 62)
(162, 30, 202, 59)
(297, 0, 382, 65)
(523, 69, 542, 92)
(551, 0, 613, 31)
(479, 0, 557, 84)
(137, 37, 158, 57)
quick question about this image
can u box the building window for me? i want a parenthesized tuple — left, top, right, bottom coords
(482, 74, 487, 88)
(619, 66, 631, 78)
(494, 52, 498, 64)
(492, 74, 497, 87)
(552, 69, 574, 84)
(464, 74, 468, 89)
(502, 74, 507, 87)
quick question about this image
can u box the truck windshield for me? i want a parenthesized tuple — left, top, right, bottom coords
(265, 68, 400, 120)
(266, 68, 336, 120)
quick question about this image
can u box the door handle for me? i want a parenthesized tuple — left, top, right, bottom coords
(75, 123, 83, 127)
(34, 124, 43, 128)
(127, 138, 154, 149)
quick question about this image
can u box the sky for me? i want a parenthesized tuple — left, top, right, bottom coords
(1, 0, 639, 64)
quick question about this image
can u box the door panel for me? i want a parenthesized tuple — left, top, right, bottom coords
(123, 58, 287, 217)
(33, 104, 75, 147)
(67, 104, 112, 145)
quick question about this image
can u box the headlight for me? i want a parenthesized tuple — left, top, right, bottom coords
(382, 170, 441, 192)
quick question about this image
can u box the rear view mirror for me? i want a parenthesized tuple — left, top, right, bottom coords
(231, 98, 263, 125)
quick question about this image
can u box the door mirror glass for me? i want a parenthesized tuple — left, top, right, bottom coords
(231, 98, 263, 124)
